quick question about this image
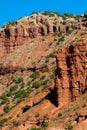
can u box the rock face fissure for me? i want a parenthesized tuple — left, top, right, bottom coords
(0, 13, 87, 57)
(55, 42, 87, 105)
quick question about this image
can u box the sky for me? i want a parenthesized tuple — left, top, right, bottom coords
(0, 0, 87, 27)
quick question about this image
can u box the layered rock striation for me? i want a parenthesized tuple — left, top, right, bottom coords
(0, 12, 87, 105)
(0, 12, 87, 56)
(55, 41, 87, 105)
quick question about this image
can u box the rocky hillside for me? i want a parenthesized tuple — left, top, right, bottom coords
(0, 11, 87, 130)
(0, 11, 86, 57)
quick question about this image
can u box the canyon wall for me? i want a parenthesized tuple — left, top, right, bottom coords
(55, 41, 87, 105)
(0, 13, 87, 104)
(0, 13, 85, 57)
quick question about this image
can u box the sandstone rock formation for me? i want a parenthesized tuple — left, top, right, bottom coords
(0, 12, 87, 130)
(0, 12, 85, 57)
(55, 41, 87, 105)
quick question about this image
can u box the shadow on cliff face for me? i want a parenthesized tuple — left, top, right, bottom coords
(45, 88, 58, 107)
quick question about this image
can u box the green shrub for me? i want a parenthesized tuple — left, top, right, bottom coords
(42, 10, 55, 17)
(64, 13, 74, 18)
(16, 91, 29, 103)
(50, 73, 55, 79)
(42, 85, 49, 91)
(41, 121, 48, 129)
(6, 91, 12, 97)
(32, 81, 41, 89)
(49, 51, 55, 58)
(66, 30, 73, 35)
(27, 81, 31, 86)
(14, 89, 28, 99)
(17, 77, 24, 84)
(74, 15, 81, 20)
(20, 82, 25, 88)
(0, 94, 9, 104)
(16, 98, 24, 104)
(67, 124, 73, 130)
(16, 114, 20, 117)
(62, 15, 67, 20)
(62, 13, 74, 20)
(42, 66, 49, 73)
(44, 114, 48, 119)
(9, 85, 18, 92)
(54, 12, 62, 17)
(5, 22, 14, 28)
(62, 21, 66, 25)
(26, 87, 33, 94)
(13, 77, 24, 84)
(58, 36, 65, 42)
(40, 75, 46, 80)
(42, 79, 49, 85)
(31, 12, 38, 15)
(45, 57, 49, 63)
(1, 99, 9, 105)
(57, 32, 63, 37)
(45, 52, 55, 62)
(0, 94, 6, 100)
(0, 113, 4, 117)
(8, 116, 13, 119)
(66, 109, 70, 113)
(35, 113, 40, 117)
(13, 121, 20, 126)
(27, 128, 41, 130)
(58, 112, 62, 118)
(30, 71, 40, 80)
(0, 118, 8, 126)
(3, 105, 10, 113)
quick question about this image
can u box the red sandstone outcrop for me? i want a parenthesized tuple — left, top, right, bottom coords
(0, 12, 85, 57)
(0, 12, 87, 130)
(55, 41, 87, 105)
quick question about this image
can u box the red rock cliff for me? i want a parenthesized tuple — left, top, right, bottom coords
(55, 41, 87, 105)
(0, 13, 84, 57)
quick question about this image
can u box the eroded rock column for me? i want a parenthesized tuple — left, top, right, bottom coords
(55, 42, 87, 105)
